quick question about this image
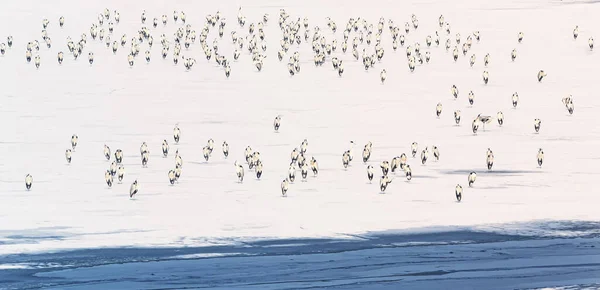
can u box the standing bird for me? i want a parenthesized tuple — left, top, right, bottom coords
(234, 161, 244, 182)
(518, 32, 524, 43)
(115, 149, 123, 164)
(110, 161, 117, 176)
(162, 140, 169, 157)
(537, 70, 547, 82)
(404, 164, 412, 181)
(482, 70, 489, 85)
(71, 134, 78, 151)
(173, 124, 181, 143)
(105, 170, 113, 187)
(310, 157, 319, 176)
(512, 92, 519, 108)
(141, 151, 149, 167)
(537, 148, 544, 167)
(573, 26, 579, 40)
(342, 152, 350, 169)
(65, 149, 72, 164)
(104, 144, 111, 161)
(421, 148, 428, 165)
(534, 118, 541, 133)
(436, 103, 442, 118)
(497, 111, 504, 126)
(484, 53, 490, 67)
(432, 146, 440, 161)
(273, 115, 281, 132)
(589, 37, 594, 50)
(468, 171, 477, 187)
(300, 163, 307, 181)
(88, 52, 94, 65)
(486, 151, 494, 170)
(203, 146, 210, 161)
(117, 165, 125, 183)
(367, 165, 374, 183)
(380, 175, 393, 193)
(411, 142, 418, 158)
(288, 164, 296, 183)
(472, 118, 480, 134)
(380, 69, 387, 83)
(281, 178, 289, 197)
(168, 170, 176, 185)
(25, 174, 33, 190)
(455, 184, 463, 202)
(470, 54, 476, 67)
(468, 91, 474, 106)
(129, 180, 138, 198)
(380, 161, 390, 176)
(222, 141, 229, 158)
(511, 49, 517, 61)
(451, 85, 459, 99)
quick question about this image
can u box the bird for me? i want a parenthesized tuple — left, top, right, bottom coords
(222, 141, 229, 158)
(468, 91, 474, 106)
(436, 103, 442, 118)
(117, 165, 125, 183)
(65, 149, 72, 164)
(537, 148, 544, 167)
(234, 161, 244, 182)
(380, 175, 393, 193)
(71, 134, 78, 151)
(173, 124, 181, 143)
(451, 85, 459, 99)
(367, 165, 374, 183)
(129, 180, 138, 198)
(573, 26, 579, 40)
(380, 69, 387, 83)
(534, 118, 541, 133)
(432, 146, 440, 161)
(421, 148, 428, 165)
(281, 178, 289, 197)
(487, 150, 494, 170)
(512, 92, 519, 108)
(455, 184, 463, 202)
(511, 49, 517, 61)
(518, 32, 524, 43)
(274, 115, 281, 132)
(25, 174, 33, 191)
(404, 164, 412, 181)
(168, 170, 176, 185)
(537, 70, 547, 82)
(494, 111, 504, 126)
(105, 170, 113, 187)
(162, 140, 169, 157)
(411, 142, 418, 158)
(482, 71, 489, 85)
(104, 144, 111, 161)
(468, 172, 477, 187)
(589, 37, 594, 50)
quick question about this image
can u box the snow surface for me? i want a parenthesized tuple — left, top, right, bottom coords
(1, 0, 600, 288)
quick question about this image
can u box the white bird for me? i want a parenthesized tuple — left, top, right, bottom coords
(71, 134, 78, 151)
(65, 149, 72, 164)
(537, 148, 544, 167)
(380, 69, 387, 83)
(455, 184, 463, 202)
(162, 140, 169, 157)
(367, 165, 374, 183)
(25, 174, 33, 191)
(129, 180, 138, 198)
(117, 165, 125, 183)
(105, 170, 113, 187)
(534, 118, 541, 133)
(222, 141, 229, 158)
(274, 115, 281, 132)
(411, 142, 418, 158)
(380, 175, 393, 193)
(104, 144, 111, 161)
(173, 124, 181, 143)
(234, 161, 244, 182)
(168, 170, 176, 184)
(468, 172, 477, 187)
(537, 70, 547, 82)
(497, 111, 504, 126)
(281, 178, 289, 197)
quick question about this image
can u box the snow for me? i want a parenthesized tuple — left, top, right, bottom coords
(1, 0, 600, 287)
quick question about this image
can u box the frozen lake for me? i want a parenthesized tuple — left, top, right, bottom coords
(1, 0, 599, 288)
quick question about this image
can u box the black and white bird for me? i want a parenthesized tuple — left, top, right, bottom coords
(281, 178, 289, 197)
(222, 141, 229, 158)
(129, 180, 138, 198)
(234, 161, 244, 182)
(421, 148, 428, 165)
(65, 149, 72, 164)
(534, 118, 541, 133)
(518, 32, 524, 43)
(168, 170, 176, 184)
(537, 70, 547, 82)
(497, 111, 504, 126)
(104, 144, 111, 161)
(486, 150, 494, 170)
(436, 103, 442, 118)
(25, 174, 33, 191)
(404, 164, 412, 181)
(380, 161, 390, 176)
(537, 148, 544, 167)
(162, 140, 169, 157)
(482, 71, 489, 85)
(468, 91, 474, 106)
(511, 49, 517, 61)
(173, 124, 181, 143)
(411, 142, 418, 158)
(512, 92, 519, 108)
(432, 146, 440, 161)
(589, 37, 594, 50)
(310, 157, 319, 176)
(367, 165, 374, 183)
(380, 175, 393, 193)
(455, 184, 463, 202)
(115, 149, 123, 164)
(288, 164, 296, 183)
(451, 85, 459, 99)
(274, 115, 281, 132)
(468, 171, 477, 187)
(573, 26, 579, 40)
(117, 165, 125, 183)
(105, 170, 113, 187)
(380, 69, 387, 83)
(71, 134, 78, 151)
